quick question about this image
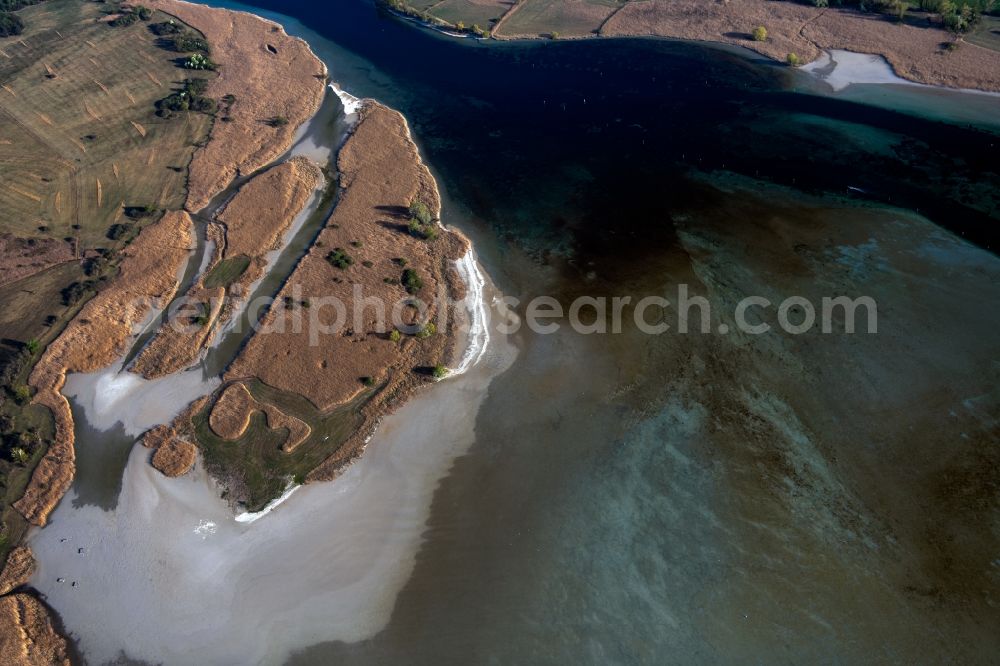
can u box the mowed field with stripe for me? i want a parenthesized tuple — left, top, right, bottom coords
(0, 0, 211, 263)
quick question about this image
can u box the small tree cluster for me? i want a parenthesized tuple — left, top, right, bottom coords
(150, 19, 182, 36)
(407, 200, 438, 240)
(110, 5, 152, 27)
(326, 248, 354, 269)
(0, 11, 23, 37)
(184, 53, 217, 71)
(157, 78, 216, 118)
(402, 268, 424, 294)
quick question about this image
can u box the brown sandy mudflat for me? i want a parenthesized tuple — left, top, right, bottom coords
(15, 212, 194, 526)
(147, 0, 328, 211)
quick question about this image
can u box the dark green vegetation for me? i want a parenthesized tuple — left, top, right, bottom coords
(407, 199, 439, 240)
(401, 268, 423, 293)
(157, 77, 217, 118)
(0, 10, 23, 36)
(799, 0, 997, 32)
(326, 247, 354, 269)
(108, 4, 151, 27)
(203, 255, 251, 289)
(151, 19, 211, 53)
(0, 395, 54, 563)
(194, 381, 366, 511)
(0, 0, 45, 38)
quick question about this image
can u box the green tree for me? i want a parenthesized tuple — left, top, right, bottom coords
(402, 269, 424, 294)
(416, 322, 437, 339)
(326, 248, 354, 269)
(389, 329, 402, 343)
(786, 52, 802, 66)
(752, 25, 768, 42)
(10, 447, 29, 465)
(408, 200, 433, 225)
(12, 385, 30, 405)
(0, 11, 23, 37)
(432, 364, 448, 379)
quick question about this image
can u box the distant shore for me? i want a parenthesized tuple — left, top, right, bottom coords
(388, 0, 1000, 93)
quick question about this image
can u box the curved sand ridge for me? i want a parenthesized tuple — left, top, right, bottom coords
(147, 0, 328, 211)
(209, 382, 311, 453)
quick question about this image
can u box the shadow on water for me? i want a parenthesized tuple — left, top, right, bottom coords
(67, 399, 137, 510)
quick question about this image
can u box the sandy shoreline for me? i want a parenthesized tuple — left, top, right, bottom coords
(28, 259, 513, 663)
(803, 48, 1000, 96)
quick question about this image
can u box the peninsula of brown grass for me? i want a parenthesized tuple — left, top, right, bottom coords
(188, 101, 471, 499)
(147, 0, 329, 211)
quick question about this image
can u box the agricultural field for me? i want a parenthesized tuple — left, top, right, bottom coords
(393, 0, 628, 35)
(0, 0, 215, 560)
(423, 0, 515, 29)
(497, 0, 625, 37)
(0, 0, 214, 345)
